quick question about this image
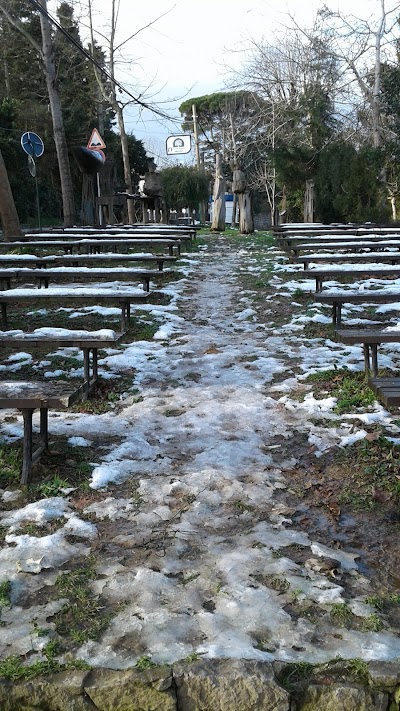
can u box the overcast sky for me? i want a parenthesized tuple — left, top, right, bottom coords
(83, 0, 399, 163)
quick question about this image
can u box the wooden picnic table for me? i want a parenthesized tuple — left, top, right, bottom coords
(303, 266, 400, 292)
(293, 252, 400, 270)
(45, 225, 198, 236)
(288, 240, 400, 257)
(277, 234, 400, 251)
(273, 225, 400, 237)
(314, 289, 400, 326)
(336, 328, 400, 377)
(0, 286, 149, 330)
(0, 329, 123, 398)
(13, 267, 167, 291)
(0, 253, 177, 271)
(0, 380, 80, 484)
(2, 238, 181, 257)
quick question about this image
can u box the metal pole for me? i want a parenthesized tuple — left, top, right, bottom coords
(192, 104, 201, 170)
(35, 175, 41, 230)
(97, 172, 102, 225)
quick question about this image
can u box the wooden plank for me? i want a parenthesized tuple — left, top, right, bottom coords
(0, 381, 79, 409)
(336, 329, 400, 345)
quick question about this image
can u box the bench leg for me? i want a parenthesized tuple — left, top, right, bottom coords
(21, 408, 34, 485)
(143, 278, 150, 292)
(1, 303, 7, 329)
(363, 344, 370, 374)
(333, 303, 342, 327)
(158, 261, 164, 272)
(40, 407, 49, 450)
(83, 347, 90, 399)
(92, 348, 98, 381)
(121, 304, 127, 331)
(316, 278, 322, 293)
(371, 344, 379, 377)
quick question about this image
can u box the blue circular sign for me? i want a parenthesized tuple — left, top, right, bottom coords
(21, 132, 44, 158)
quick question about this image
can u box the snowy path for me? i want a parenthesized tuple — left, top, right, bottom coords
(1, 236, 400, 668)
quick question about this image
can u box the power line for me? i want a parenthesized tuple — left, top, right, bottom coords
(27, 0, 177, 123)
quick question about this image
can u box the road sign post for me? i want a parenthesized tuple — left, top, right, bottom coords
(87, 129, 106, 225)
(21, 133, 44, 229)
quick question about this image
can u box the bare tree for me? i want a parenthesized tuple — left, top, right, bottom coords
(299, 1, 400, 148)
(0, 0, 75, 226)
(226, 26, 340, 224)
(87, 0, 175, 224)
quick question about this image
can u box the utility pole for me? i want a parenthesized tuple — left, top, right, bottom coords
(192, 103, 201, 170)
(192, 103, 205, 224)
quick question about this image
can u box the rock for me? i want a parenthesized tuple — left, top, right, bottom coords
(173, 659, 289, 711)
(83, 667, 175, 711)
(297, 684, 388, 711)
(0, 671, 91, 711)
(368, 661, 400, 690)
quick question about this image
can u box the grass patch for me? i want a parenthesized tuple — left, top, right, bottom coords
(0, 581, 12, 607)
(135, 656, 157, 671)
(0, 443, 22, 487)
(330, 603, 354, 627)
(365, 593, 400, 611)
(53, 559, 117, 645)
(306, 368, 375, 413)
(0, 643, 89, 681)
(334, 435, 400, 509)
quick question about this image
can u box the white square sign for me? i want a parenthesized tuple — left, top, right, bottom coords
(166, 135, 192, 155)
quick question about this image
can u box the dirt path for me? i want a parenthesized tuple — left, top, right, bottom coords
(1, 234, 399, 670)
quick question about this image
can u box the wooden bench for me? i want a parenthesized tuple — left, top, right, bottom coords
(38, 225, 198, 238)
(0, 238, 182, 257)
(303, 266, 400, 292)
(336, 328, 400, 376)
(0, 287, 149, 330)
(288, 240, 400, 258)
(314, 290, 400, 326)
(293, 252, 400, 270)
(13, 267, 168, 292)
(0, 254, 177, 271)
(0, 381, 80, 484)
(277, 234, 400, 252)
(0, 329, 123, 398)
(366, 377, 400, 407)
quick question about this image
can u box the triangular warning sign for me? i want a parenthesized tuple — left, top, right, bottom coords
(87, 128, 106, 150)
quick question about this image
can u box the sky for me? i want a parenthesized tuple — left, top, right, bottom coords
(77, 0, 399, 162)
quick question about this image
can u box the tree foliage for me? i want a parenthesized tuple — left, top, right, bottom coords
(160, 165, 209, 210)
(0, 1, 149, 226)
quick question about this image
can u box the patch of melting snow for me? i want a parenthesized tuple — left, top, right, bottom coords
(1, 238, 400, 669)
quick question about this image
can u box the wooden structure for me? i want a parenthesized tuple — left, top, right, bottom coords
(0, 287, 149, 330)
(0, 381, 79, 484)
(314, 290, 400, 326)
(0, 267, 166, 292)
(303, 266, 400, 292)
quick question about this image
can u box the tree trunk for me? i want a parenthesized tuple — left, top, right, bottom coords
(211, 153, 225, 231)
(231, 194, 238, 228)
(0, 148, 23, 241)
(38, 0, 75, 227)
(114, 101, 135, 224)
(304, 180, 315, 223)
(238, 192, 253, 234)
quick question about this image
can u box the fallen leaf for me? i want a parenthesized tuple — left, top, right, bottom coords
(327, 502, 341, 518)
(372, 488, 391, 503)
(365, 431, 381, 441)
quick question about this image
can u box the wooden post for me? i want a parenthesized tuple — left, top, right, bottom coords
(21, 409, 33, 485)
